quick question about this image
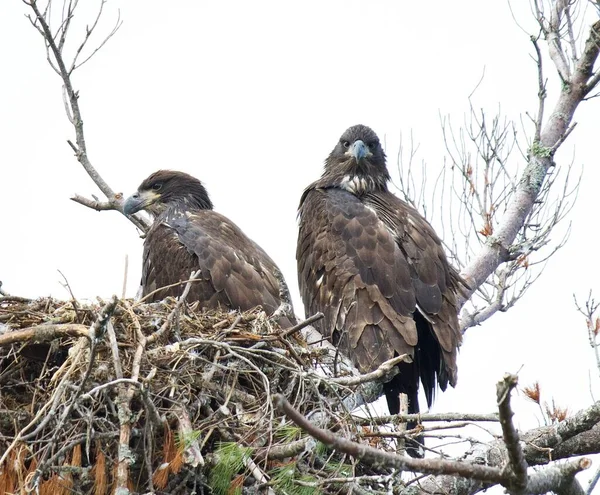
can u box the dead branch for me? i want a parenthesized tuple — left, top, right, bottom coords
(280, 312, 324, 338)
(0, 323, 89, 346)
(308, 354, 409, 386)
(172, 406, 204, 467)
(574, 292, 600, 378)
(352, 412, 499, 426)
(274, 393, 506, 484)
(24, 0, 149, 232)
(496, 373, 528, 494)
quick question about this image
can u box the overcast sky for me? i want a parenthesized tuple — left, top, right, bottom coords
(1, 0, 599, 485)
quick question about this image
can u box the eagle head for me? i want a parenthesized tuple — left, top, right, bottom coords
(123, 170, 213, 217)
(324, 125, 390, 194)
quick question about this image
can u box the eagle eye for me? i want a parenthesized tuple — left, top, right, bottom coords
(367, 141, 378, 149)
(152, 183, 163, 191)
(342, 140, 350, 149)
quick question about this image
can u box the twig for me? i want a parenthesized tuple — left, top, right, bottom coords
(496, 373, 528, 494)
(146, 270, 199, 345)
(28, 297, 118, 490)
(254, 438, 313, 461)
(105, 320, 123, 379)
(308, 354, 409, 386)
(586, 461, 600, 495)
(352, 412, 499, 426)
(121, 254, 129, 300)
(280, 312, 324, 338)
(246, 456, 276, 495)
(173, 406, 204, 467)
(82, 378, 145, 399)
(135, 273, 202, 307)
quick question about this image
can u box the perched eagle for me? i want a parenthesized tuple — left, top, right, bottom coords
(297, 125, 463, 454)
(124, 170, 296, 327)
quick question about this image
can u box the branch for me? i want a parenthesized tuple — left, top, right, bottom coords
(308, 354, 409, 386)
(0, 323, 89, 347)
(25, 0, 150, 233)
(522, 400, 600, 464)
(28, 296, 118, 490)
(274, 394, 506, 484)
(70, 194, 150, 232)
(496, 373, 528, 494)
(459, 18, 600, 306)
(526, 458, 590, 495)
(352, 412, 499, 426)
(279, 312, 324, 339)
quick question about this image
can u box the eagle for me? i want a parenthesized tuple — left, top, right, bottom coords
(297, 125, 464, 455)
(124, 170, 296, 327)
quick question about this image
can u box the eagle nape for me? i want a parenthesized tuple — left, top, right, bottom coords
(297, 124, 464, 458)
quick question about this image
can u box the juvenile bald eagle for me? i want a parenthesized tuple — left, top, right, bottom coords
(124, 170, 295, 327)
(297, 125, 464, 455)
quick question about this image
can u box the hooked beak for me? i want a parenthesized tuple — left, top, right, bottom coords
(123, 190, 159, 215)
(351, 140, 368, 162)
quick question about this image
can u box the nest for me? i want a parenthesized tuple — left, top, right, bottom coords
(0, 294, 404, 494)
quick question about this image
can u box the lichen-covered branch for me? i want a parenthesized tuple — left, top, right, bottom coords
(459, 14, 600, 306)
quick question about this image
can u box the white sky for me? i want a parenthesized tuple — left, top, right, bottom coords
(1, 0, 599, 487)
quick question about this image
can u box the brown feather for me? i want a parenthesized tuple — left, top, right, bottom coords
(127, 170, 296, 328)
(297, 126, 465, 449)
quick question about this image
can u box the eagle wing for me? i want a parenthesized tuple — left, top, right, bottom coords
(364, 191, 462, 388)
(143, 210, 292, 323)
(298, 187, 419, 371)
(297, 186, 461, 391)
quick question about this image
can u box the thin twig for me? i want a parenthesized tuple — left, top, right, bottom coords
(306, 354, 409, 386)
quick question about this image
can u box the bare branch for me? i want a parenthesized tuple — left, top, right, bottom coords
(274, 393, 507, 484)
(24, 0, 150, 233)
(0, 323, 89, 346)
(496, 373, 528, 494)
(460, 17, 600, 306)
(352, 411, 499, 426)
(310, 354, 409, 386)
(574, 291, 600, 377)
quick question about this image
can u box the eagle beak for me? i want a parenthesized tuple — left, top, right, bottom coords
(123, 190, 159, 215)
(351, 140, 368, 162)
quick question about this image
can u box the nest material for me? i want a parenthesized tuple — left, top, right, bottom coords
(0, 295, 399, 495)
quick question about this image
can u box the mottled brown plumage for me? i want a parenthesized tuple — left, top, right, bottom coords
(124, 170, 295, 327)
(297, 125, 463, 454)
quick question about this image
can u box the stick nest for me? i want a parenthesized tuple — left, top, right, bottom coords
(0, 295, 395, 494)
